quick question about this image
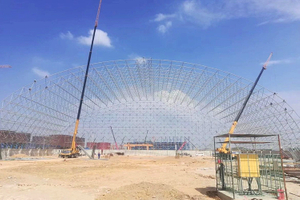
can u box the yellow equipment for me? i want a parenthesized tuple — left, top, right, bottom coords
(218, 53, 273, 154)
(59, 0, 103, 158)
(124, 143, 153, 150)
(237, 154, 260, 178)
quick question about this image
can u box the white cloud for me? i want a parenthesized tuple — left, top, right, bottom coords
(77, 29, 112, 47)
(181, 0, 300, 26)
(59, 31, 74, 40)
(157, 21, 172, 34)
(154, 13, 176, 22)
(180, 0, 230, 27)
(154, 90, 196, 107)
(135, 57, 146, 64)
(59, 29, 112, 47)
(257, 21, 270, 26)
(153, 0, 300, 29)
(260, 59, 292, 66)
(152, 14, 174, 34)
(128, 54, 148, 64)
(32, 67, 50, 78)
(30, 57, 64, 78)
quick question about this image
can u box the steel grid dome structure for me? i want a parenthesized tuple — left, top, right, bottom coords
(0, 59, 300, 158)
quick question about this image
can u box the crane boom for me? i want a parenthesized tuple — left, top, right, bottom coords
(120, 136, 126, 146)
(219, 53, 273, 153)
(178, 141, 187, 151)
(0, 65, 12, 68)
(71, 0, 103, 153)
(60, 0, 103, 158)
(110, 126, 119, 150)
(144, 130, 148, 143)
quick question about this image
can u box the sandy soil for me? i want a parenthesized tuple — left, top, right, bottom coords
(0, 155, 299, 200)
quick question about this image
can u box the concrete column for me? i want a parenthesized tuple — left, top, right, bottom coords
(7, 149, 10, 158)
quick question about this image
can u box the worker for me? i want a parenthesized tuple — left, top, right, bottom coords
(217, 159, 226, 190)
(98, 151, 101, 159)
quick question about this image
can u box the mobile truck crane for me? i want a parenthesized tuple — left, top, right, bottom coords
(217, 53, 273, 154)
(59, 0, 103, 158)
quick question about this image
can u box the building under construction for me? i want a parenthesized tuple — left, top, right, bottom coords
(0, 59, 300, 160)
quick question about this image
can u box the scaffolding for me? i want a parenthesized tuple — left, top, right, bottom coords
(214, 134, 288, 199)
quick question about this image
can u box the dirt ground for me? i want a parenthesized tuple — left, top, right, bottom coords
(0, 155, 299, 200)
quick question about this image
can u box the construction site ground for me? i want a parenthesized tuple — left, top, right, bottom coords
(0, 155, 299, 200)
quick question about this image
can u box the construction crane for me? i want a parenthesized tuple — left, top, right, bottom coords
(144, 130, 148, 143)
(0, 65, 12, 68)
(218, 53, 273, 154)
(110, 126, 119, 150)
(178, 141, 187, 151)
(59, 0, 103, 158)
(120, 136, 126, 146)
(184, 136, 198, 150)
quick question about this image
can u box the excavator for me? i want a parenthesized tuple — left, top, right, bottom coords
(59, 0, 102, 158)
(217, 53, 273, 154)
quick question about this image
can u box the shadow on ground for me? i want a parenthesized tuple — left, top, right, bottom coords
(195, 187, 220, 200)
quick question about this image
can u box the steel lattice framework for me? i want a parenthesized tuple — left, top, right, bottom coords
(0, 59, 300, 157)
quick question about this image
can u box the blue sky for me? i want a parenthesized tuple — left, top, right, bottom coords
(1, 0, 300, 113)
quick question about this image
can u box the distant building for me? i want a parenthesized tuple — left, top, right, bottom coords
(86, 142, 111, 150)
(49, 134, 85, 149)
(31, 136, 49, 149)
(0, 130, 31, 148)
(127, 141, 188, 150)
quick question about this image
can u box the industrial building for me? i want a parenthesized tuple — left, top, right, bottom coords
(86, 142, 111, 150)
(0, 130, 31, 148)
